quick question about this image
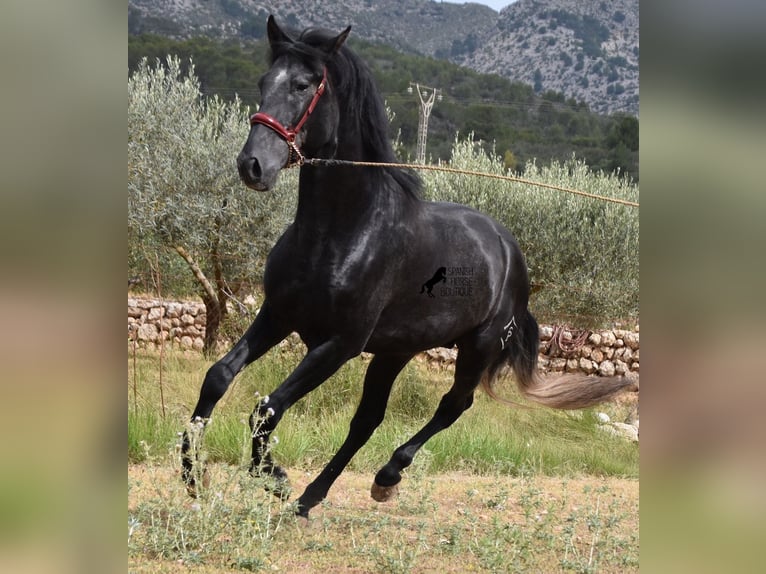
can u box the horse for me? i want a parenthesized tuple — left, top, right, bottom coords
(181, 15, 632, 519)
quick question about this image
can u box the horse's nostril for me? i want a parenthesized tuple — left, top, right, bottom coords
(238, 155, 272, 191)
(238, 156, 262, 183)
(248, 157, 262, 180)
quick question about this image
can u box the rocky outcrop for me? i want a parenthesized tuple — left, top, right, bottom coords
(129, 0, 638, 115)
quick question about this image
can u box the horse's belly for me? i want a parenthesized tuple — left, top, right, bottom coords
(365, 294, 492, 354)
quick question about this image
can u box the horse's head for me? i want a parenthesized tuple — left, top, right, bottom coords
(237, 16, 350, 191)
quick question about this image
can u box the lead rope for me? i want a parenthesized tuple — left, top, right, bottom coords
(302, 157, 639, 208)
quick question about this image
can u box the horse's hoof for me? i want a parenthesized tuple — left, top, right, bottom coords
(267, 479, 292, 501)
(250, 463, 291, 499)
(293, 503, 311, 525)
(371, 481, 399, 502)
(185, 468, 210, 498)
(263, 473, 292, 500)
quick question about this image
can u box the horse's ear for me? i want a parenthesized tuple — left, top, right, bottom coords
(267, 15, 293, 47)
(322, 26, 351, 57)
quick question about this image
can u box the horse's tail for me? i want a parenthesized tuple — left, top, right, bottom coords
(482, 309, 635, 409)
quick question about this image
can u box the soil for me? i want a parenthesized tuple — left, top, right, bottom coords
(129, 464, 638, 573)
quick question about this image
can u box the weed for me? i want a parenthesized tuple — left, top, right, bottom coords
(129, 417, 296, 571)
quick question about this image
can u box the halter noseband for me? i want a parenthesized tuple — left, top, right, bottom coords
(249, 67, 328, 168)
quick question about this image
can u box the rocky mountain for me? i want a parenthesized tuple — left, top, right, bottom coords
(129, 0, 638, 115)
(462, 0, 639, 115)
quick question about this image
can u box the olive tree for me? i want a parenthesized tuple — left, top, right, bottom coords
(128, 56, 296, 353)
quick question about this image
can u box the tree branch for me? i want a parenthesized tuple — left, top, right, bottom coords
(173, 244, 217, 304)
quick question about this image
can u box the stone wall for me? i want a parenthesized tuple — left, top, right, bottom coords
(128, 297, 639, 378)
(128, 297, 208, 352)
(538, 324, 639, 377)
(422, 324, 638, 378)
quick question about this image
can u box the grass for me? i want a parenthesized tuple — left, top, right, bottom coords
(128, 346, 638, 478)
(128, 463, 638, 572)
(128, 345, 638, 571)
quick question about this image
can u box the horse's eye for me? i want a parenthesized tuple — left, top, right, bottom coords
(295, 83, 310, 93)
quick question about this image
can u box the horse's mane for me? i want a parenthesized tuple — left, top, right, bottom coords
(270, 27, 421, 199)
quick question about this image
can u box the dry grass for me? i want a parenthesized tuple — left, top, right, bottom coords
(129, 463, 638, 573)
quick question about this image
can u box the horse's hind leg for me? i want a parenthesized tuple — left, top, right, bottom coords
(182, 304, 288, 496)
(294, 353, 413, 517)
(371, 344, 490, 502)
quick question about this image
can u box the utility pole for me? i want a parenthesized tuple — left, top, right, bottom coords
(408, 82, 442, 163)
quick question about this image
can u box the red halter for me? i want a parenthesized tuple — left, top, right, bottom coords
(248, 67, 328, 167)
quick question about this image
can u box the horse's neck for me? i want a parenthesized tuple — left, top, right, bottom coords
(293, 120, 413, 234)
(295, 168, 371, 223)
(294, 167, 404, 237)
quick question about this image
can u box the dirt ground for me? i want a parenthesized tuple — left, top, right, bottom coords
(129, 464, 638, 573)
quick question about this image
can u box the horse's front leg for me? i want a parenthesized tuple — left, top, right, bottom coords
(182, 303, 287, 496)
(247, 336, 360, 498)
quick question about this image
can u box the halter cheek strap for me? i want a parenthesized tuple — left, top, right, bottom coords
(249, 67, 328, 168)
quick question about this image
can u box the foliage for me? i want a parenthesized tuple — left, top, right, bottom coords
(128, 56, 298, 350)
(549, 9, 611, 58)
(422, 135, 639, 327)
(128, 33, 638, 180)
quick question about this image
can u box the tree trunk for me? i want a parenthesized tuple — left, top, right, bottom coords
(201, 293, 226, 358)
(172, 244, 227, 357)
(202, 199, 229, 357)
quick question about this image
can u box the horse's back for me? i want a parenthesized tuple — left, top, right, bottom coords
(412, 200, 526, 283)
(419, 200, 520, 243)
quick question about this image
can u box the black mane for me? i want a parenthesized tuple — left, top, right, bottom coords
(271, 27, 421, 198)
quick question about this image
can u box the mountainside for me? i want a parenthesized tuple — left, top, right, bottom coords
(462, 0, 639, 115)
(128, 0, 638, 115)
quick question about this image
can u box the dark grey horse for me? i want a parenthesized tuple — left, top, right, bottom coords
(182, 15, 631, 519)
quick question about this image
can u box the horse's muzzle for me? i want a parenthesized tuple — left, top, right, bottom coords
(237, 154, 273, 192)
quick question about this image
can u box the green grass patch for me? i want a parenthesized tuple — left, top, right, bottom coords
(128, 347, 638, 479)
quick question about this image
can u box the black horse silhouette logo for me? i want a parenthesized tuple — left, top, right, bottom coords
(420, 267, 447, 297)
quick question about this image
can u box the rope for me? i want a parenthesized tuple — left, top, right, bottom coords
(304, 157, 639, 208)
(546, 325, 592, 357)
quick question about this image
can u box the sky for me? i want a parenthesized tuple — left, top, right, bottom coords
(454, 0, 517, 12)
